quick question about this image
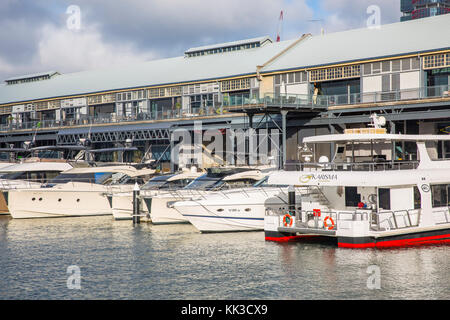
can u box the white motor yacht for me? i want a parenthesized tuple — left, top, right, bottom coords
(111, 169, 202, 221)
(0, 158, 74, 214)
(145, 167, 269, 225)
(6, 165, 154, 219)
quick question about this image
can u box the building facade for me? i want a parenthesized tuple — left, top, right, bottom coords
(401, 0, 450, 21)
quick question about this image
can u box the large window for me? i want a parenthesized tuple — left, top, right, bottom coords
(431, 184, 450, 208)
(310, 65, 360, 82)
(345, 187, 361, 207)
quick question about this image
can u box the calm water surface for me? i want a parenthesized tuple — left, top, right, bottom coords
(0, 215, 449, 300)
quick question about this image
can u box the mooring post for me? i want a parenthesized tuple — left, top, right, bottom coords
(133, 182, 140, 224)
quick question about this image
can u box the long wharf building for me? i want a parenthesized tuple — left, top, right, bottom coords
(0, 14, 449, 168)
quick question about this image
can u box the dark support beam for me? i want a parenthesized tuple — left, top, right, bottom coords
(281, 110, 288, 168)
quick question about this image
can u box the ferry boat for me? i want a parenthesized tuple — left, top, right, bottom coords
(111, 168, 202, 221)
(6, 165, 154, 219)
(264, 117, 450, 248)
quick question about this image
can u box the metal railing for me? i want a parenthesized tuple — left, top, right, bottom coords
(266, 207, 427, 232)
(287, 160, 420, 172)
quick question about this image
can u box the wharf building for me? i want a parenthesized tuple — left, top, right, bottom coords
(0, 14, 449, 169)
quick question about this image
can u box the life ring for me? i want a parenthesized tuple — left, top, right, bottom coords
(323, 216, 335, 230)
(283, 214, 293, 227)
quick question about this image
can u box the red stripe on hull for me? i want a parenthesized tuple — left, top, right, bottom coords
(265, 235, 318, 243)
(339, 233, 450, 249)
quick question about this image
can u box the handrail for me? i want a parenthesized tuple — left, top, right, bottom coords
(287, 160, 420, 172)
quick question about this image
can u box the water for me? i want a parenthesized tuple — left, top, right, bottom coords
(0, 215, 449, 300)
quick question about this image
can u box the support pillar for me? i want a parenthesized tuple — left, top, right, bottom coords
(281, 110, 288, 169)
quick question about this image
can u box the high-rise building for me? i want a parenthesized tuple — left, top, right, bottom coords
(401, 0, 450, 21)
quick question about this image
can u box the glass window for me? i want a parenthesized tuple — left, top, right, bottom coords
(413, 186, 421, 210)
(431, 184, 448, 208)
(345, 186, 361, 207)
(378, 188, 391, 210)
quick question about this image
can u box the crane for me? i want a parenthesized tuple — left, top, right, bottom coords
(276, 10, 284, 42)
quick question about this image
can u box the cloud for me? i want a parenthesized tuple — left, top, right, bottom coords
(318, 0, 401, 33)
(37, 23, 157, 74)
(0, 0, 404, 81)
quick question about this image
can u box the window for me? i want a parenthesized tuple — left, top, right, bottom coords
(401, 58, 411, 71)
(431, 184, 448, 208)
(414, 186, 421, 210)
(423, 53, 450, 70)
(345, 187, 361, 207)
(310, 65, 360, 82)
(378, 188, 391, 210)
(220, 78, 251, 92)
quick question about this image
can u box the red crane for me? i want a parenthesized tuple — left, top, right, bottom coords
(276, 10, 284, 42)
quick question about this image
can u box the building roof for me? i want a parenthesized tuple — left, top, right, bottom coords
(0, 38, 296, 105)
(5, 71, 60, 82)
(185, 36, 272, 53)
(261, 13, 450, 73)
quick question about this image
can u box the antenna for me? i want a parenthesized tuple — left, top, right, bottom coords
(308, 19, 324, 35)
(276, 10, 284, 42)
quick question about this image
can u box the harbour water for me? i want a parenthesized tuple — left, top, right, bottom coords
(0, 215, 449, 300)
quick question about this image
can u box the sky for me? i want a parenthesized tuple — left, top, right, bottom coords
(0, 0, 402, 81)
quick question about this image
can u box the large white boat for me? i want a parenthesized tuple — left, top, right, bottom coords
(0, 158, 74, 214)
(264, 119, 450, 248)
(146, 167, 269, 225)
(6, 165, 154, 219)
(111, 169, 202, 221)
(171, 169, 293, 232)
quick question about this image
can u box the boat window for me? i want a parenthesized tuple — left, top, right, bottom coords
(222, 179, 256, 189)
(345, 187, 361, 207)
(141, 175, 173, 190)
(253, 176, 268, 187)
(184, 174, 223, 190)
(431, 184, 448, 208)
(413, 186, 421, 210)
(49, 173, 97, 184)
(378, 188, 391, 210)
(1, 171, 27, 180)
(99, 173, 130, 186)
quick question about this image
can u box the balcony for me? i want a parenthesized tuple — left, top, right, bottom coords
(1, 85, 449, 133)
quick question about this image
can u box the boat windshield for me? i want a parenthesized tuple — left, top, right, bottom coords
(47, 172, 130, 185)
(141, 175, 174, 190)
(184, 174, 224, 190)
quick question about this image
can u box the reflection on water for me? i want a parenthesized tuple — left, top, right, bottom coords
(0, 215, 449, 299)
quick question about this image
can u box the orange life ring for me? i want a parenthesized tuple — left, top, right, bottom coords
(323, 216, 335, 230)
(283, 214, 293, 227)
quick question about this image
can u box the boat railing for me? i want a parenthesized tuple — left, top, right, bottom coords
(370, 209, 421, 231)
(286, 160, 420, 172)
(431, 207, 450, 225)
(267, 207, 427, 232)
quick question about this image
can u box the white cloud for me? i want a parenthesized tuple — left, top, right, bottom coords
(319, 0, 401, 33)
(36, 23, 157, 74)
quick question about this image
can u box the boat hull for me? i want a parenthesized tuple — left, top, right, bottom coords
(337, 227, 450, 248)
(8, 189, 113, 219)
